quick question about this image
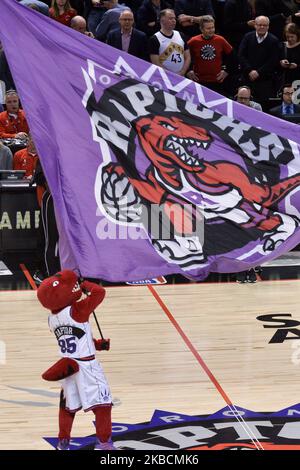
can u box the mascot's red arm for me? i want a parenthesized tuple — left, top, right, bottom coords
(71, 280, 106, 323)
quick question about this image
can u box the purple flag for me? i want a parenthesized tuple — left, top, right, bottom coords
(1, 0, 300, 281)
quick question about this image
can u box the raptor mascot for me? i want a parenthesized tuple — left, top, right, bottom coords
(37, 269, 116, 450)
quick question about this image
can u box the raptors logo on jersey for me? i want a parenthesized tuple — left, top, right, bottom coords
(200, 44, 216, 61)
(49, 306, 96, 359)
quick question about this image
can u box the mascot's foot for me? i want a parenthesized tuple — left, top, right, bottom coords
(94, 438, 117, 450)
(56, 439, 70, 450)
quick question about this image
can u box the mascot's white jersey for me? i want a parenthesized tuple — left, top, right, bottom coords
(48, 306, 96, 359)
(155, 30, 185, 73)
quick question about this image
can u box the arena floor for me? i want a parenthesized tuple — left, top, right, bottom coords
(1, 253, 300, 450)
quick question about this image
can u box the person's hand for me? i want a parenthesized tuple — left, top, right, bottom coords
(178, 14, 193, 26)
(186, 70, 199, 82)
(280, 59, 290, 68)
(216, 70, 228, 83)
(249, 70, 259, 81)
(178, 67, 190, 76)
(147, 21, 155, 27)
(289, 62, 297, 69)
(80, 279, 93, 294)
(15, 132, 28, 139)
(94, 338, 110, 351)
(247, 20, 255, 28)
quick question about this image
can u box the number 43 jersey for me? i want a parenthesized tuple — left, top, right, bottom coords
(151, 30, 187, 73)
(48, 306, 96, 359)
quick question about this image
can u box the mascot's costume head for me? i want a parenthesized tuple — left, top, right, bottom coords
(37, 270, 82, 313)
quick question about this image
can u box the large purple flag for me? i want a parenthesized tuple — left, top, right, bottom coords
(1, 0, 300, 281)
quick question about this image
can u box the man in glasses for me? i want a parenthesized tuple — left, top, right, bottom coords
(235, 85, 262, 111)
(269, 84, 300, 118)
(239, 16, 280, 110)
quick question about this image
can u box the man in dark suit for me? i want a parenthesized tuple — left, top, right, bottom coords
(106, 9, 149, 61)
(269, 84, 300, 118)
(238, 16, 280, 110)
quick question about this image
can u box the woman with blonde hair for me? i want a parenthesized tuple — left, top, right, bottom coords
(50, 0, 77, 27)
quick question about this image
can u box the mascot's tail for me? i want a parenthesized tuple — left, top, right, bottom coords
(264, 174, 300, 207)
(42, 358, 79, 381)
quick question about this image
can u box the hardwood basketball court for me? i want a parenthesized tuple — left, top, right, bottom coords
(1, 273, 300, 450)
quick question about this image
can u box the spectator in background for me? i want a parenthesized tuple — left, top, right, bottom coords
(137, 0, 171, 38)
(223, 0, 255, 49)
(0, 141, 13, 170)
(84, 0, 106, 36)
(0, 43, 4, 112)
(13, 134, 39, 179)
(149, 9, 190, 75)
(292, 0, 300, 15)
(235, 85, 263, 110)
(254, 0, 291, 40)
(69, 0, 84, 15)
(70, 15, 95, 36)
(95, 0, 129, 41)
(238, 16, 280, 109)
(49, 0, 77, 26)
(292, 5, 300, 28)
(19, 0, 50, 14)
(211, 0, 226, 33)
(31, 160, 60, 283)
(279, 23, 300, 85)
(0, 42, 15, 92)
(187, 15, 234, 95)
(283, 0, 300, 13)
(107, 10, 149, 61)
(175, 0, 215, 40)
(269, 83, 300, 117)
(0, 90, 29, 139)
(123, 0, 144, 16)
